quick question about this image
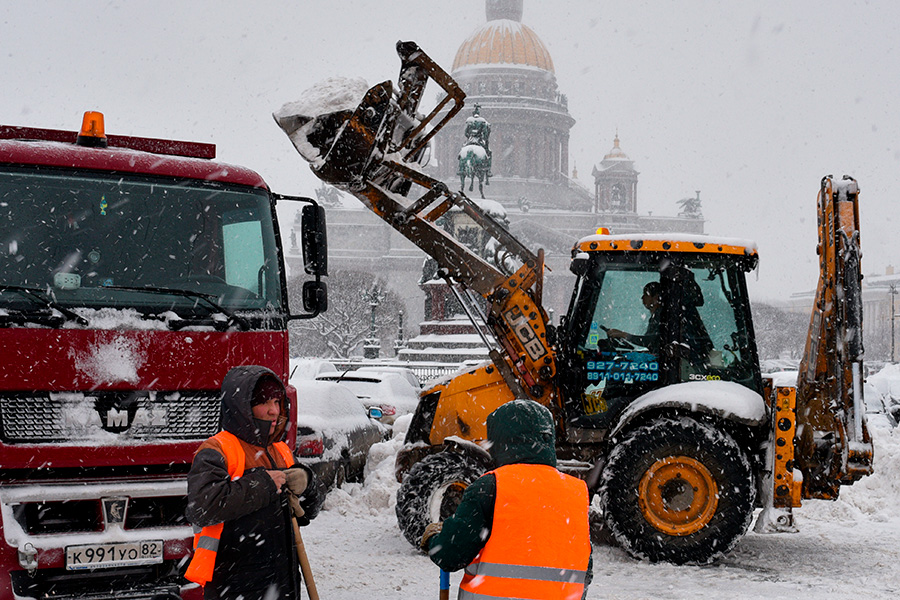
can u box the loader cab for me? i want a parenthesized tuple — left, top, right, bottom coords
(559, 236, 763, 432)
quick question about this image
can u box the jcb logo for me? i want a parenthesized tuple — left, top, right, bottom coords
(503, 305, 547, 362)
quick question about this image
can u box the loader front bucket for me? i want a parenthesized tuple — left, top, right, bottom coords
(275, 41, 465, 192)
(274, 80, 395, 188)
(312, 80, 395, 187)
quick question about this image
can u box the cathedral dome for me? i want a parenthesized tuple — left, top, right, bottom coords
(452, 13, 554, 73)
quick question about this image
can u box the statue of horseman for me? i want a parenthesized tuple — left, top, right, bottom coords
(457, 105, 492, 198)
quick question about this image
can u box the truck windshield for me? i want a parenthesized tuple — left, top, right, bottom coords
(0, 168, 283, 315)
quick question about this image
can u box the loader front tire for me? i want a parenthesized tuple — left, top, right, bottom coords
(599, 416, 755, 565)
(395, 451, 485, 549)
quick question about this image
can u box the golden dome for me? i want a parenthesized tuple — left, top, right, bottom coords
(452, 19, 554, 73)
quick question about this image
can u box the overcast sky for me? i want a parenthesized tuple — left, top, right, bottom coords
(3, 1, 898, 303)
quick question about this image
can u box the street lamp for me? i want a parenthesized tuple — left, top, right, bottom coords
(362, 286, 384, 359)
(891, 285, 898, 363)
(393, 310, 406, 356)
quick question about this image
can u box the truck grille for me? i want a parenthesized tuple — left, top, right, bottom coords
(0, 391, 220, 443)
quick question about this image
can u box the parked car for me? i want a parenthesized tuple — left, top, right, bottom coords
(294, 380, 387, 491)
(355, 365, 422, 389)
(315, 371, 420, 425)
(864, 381, 899, 429)
(289, 357, 338, 380)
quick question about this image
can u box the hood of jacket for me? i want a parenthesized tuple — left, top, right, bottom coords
(486, 399, 556, 468)
(220, 365, 289, 448)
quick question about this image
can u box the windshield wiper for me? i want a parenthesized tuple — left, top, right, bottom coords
(0, 285, 89, 326)
(102, 285, 250, 331)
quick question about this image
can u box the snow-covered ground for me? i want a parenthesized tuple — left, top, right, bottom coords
(301, 370, 900, 599)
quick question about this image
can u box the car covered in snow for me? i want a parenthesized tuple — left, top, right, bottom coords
(864, 365, 900, 429)
(315, 370, 420, 425)
(294, 380, 388, 491)
(290, 356, 338, 380)
(355, 365, 422, 389)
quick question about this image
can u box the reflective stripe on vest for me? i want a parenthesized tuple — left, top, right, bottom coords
(184, 430, 294, 586)
(458, 463, 590, 600)
(464, 562, 587, 585)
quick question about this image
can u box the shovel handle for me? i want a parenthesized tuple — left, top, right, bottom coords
(292, 515, 320, 600)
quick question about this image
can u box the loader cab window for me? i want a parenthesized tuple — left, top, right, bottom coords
(567, 265, 665, 428)
(682, 264, 757, 386)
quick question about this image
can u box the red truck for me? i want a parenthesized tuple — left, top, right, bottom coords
(0, 112, 327, 599)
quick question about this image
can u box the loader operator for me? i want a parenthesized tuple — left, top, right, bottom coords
(606, 280, 661, 350)
(185, 366, 321, 600)
(421, 400, 592, 600)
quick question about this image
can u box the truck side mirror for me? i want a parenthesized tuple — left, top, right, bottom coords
(302, 280, 328, 313)
(301, 204, 328, 276)
(271, 194, 328, 320)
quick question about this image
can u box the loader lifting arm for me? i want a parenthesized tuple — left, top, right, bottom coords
(796, 175, 873, 499)
(276, 41, 558, 410)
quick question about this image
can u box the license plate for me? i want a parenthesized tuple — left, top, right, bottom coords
(65, 540, 163, 570)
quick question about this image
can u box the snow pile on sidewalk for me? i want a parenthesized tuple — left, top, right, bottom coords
(317, 414, 411, 516)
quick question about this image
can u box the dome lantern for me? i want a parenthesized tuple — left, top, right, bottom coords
(486, 0, 523, 22)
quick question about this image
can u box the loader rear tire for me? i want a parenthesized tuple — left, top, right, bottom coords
(395, 451, 485, 549)
(599, 416, 755, 565)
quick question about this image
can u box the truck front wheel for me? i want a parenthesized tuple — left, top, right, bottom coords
(395, 451, 485, 549)
(599, 416, 755, 564)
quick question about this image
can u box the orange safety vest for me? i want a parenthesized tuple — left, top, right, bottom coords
(458, 463, 590, 600)
(184, 430, 295, 586)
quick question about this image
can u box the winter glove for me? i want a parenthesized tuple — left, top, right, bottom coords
(420, 522, 443, 551)
(284, 465, 320, 526)
(284, 467, 309, 496)
(288, 493, 305, 519)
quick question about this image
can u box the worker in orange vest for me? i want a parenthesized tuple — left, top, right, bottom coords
(185, 366, 320, 600)
(422, 400, 593, 600)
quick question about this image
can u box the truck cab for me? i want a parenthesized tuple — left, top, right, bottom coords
(0, 113, 326, 600)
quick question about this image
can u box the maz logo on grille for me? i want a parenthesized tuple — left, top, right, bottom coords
(55, 391, 169, 436)
(95, 394, 142, 433)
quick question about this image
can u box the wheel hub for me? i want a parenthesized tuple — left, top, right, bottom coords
(638, 455, 718, 536)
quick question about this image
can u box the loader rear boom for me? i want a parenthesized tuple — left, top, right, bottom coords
(796, 175, 873, 498)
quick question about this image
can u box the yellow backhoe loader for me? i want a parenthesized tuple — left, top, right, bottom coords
(276, 41, 872, 564)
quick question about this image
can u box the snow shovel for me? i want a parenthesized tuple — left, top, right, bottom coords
(291, 514, 320, 600)
(439, 569, 449, 600)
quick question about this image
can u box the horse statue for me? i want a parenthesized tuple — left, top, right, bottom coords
(457, 105, 492, 198)
(458, 144, 491, 198)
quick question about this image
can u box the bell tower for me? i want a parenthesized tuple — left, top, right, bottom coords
(591, 134, 639, 213)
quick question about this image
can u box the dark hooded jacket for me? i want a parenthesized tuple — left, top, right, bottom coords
(186, 366, 319, 600)
(425, 400, 592, 592)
